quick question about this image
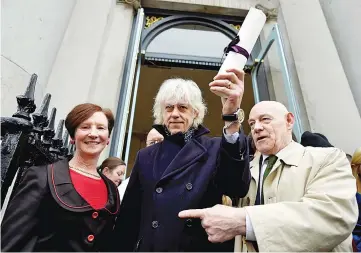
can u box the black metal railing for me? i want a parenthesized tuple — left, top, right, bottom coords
(1, 74, 74, 208)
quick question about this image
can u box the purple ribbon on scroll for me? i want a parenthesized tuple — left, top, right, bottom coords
(223, 35, 250, 60)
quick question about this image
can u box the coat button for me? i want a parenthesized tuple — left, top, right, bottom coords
(186, 219, 192, 228)
(92, 211, 99, 219)
(186, 183, 193, 191)
(87, 234, 95, 242)
(152, 220, 159, 228)
(155, 187, 163, 193)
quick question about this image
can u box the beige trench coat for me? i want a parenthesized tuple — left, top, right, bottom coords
(234, 141, 358, 252)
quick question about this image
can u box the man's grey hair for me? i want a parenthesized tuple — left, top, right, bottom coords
(153, 78, 207, 128)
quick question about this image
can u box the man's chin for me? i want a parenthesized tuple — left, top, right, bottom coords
(169, 130, 182, 135)
(257, 146, 271, 155)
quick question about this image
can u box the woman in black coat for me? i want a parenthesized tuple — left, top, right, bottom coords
(1, 103, 120, 252)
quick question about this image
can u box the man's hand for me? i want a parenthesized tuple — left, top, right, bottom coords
(178, 204, 247, 243)
(209, 68, 245, 115)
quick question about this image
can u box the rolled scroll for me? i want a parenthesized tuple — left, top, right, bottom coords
(218, 7, 266, 75)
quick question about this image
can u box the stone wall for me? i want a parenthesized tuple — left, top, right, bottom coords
(1, 0, 76, 116)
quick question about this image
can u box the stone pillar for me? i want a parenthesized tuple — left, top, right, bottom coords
(90, 3, 135, 161)
(45, 0, 135, 160)
(46, 0, 113, 120)
(319, 0, 361, 116)
(278, 0, 361, 154)
(88, 3, 134, 115)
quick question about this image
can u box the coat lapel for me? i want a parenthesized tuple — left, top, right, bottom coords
(48, 158, 120, 214)
(250, 151, 261, 186)
(159, 138, 207, 182)
(48, 159, 93, 212)
(267, 141, 305, 178)
(250, 142, 305, 194)
(152, 142, 164, 180)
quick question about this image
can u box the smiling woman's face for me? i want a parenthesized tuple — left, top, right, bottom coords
(163, 103, 196, 134)
(73, 112, 109, 157)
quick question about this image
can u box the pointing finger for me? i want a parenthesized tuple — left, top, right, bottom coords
(178, 209, 206, 219)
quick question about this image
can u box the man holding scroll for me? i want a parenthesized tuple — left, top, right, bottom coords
(113, 69, 250, 252)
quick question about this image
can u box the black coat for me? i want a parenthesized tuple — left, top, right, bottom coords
(1, 159, 120, 252)
(113, 126, 250, 252)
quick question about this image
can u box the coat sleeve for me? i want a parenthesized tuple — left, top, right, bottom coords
(216, 131, 250, 199)
(112, 152, 142, 252)
(1, 165, 48, 252)
(245, 148, 358, 252)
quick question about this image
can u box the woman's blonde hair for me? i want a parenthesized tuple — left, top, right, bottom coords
(152, 78, 207, 128)
(351, 147, 361, 165)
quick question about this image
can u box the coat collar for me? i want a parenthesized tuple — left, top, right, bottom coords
(47, 158, 120, 214)
(275, 141, 305, 167)
(250, 141, 305, 183)
(151, 125, 210, 182)
(159, 139, 208, 182)
(153, 124, 210, 144)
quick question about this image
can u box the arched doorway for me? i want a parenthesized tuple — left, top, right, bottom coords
(110, 9, 270, 175)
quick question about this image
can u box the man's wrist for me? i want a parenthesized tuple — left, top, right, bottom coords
(234, 208, 247, 236)
(222, 107, 241, 115)
(224, 121, 240, 134)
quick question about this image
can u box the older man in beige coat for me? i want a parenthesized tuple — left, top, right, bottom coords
(179, 101, 358, 252)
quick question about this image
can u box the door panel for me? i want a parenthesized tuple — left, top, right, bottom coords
(251, 24, 303, 141)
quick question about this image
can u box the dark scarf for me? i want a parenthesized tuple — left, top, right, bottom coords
(153, 125, 196, 146)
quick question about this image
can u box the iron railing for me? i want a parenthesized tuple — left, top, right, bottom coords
(0, 74, 74, 209)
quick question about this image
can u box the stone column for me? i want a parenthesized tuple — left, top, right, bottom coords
(45, 0, 134, 130)
(319, 0, 361, 116)
(90, 2, 135, 161)
(278, 0, 361, 154)
(88, 3, 135, 115)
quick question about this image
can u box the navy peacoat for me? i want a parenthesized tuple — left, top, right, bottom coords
(113, 125, 250, 252)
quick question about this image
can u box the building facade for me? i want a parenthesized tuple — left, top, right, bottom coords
(2, 0, 361, 171)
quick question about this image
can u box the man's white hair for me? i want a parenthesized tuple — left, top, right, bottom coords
(153, 78, 207, 128)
